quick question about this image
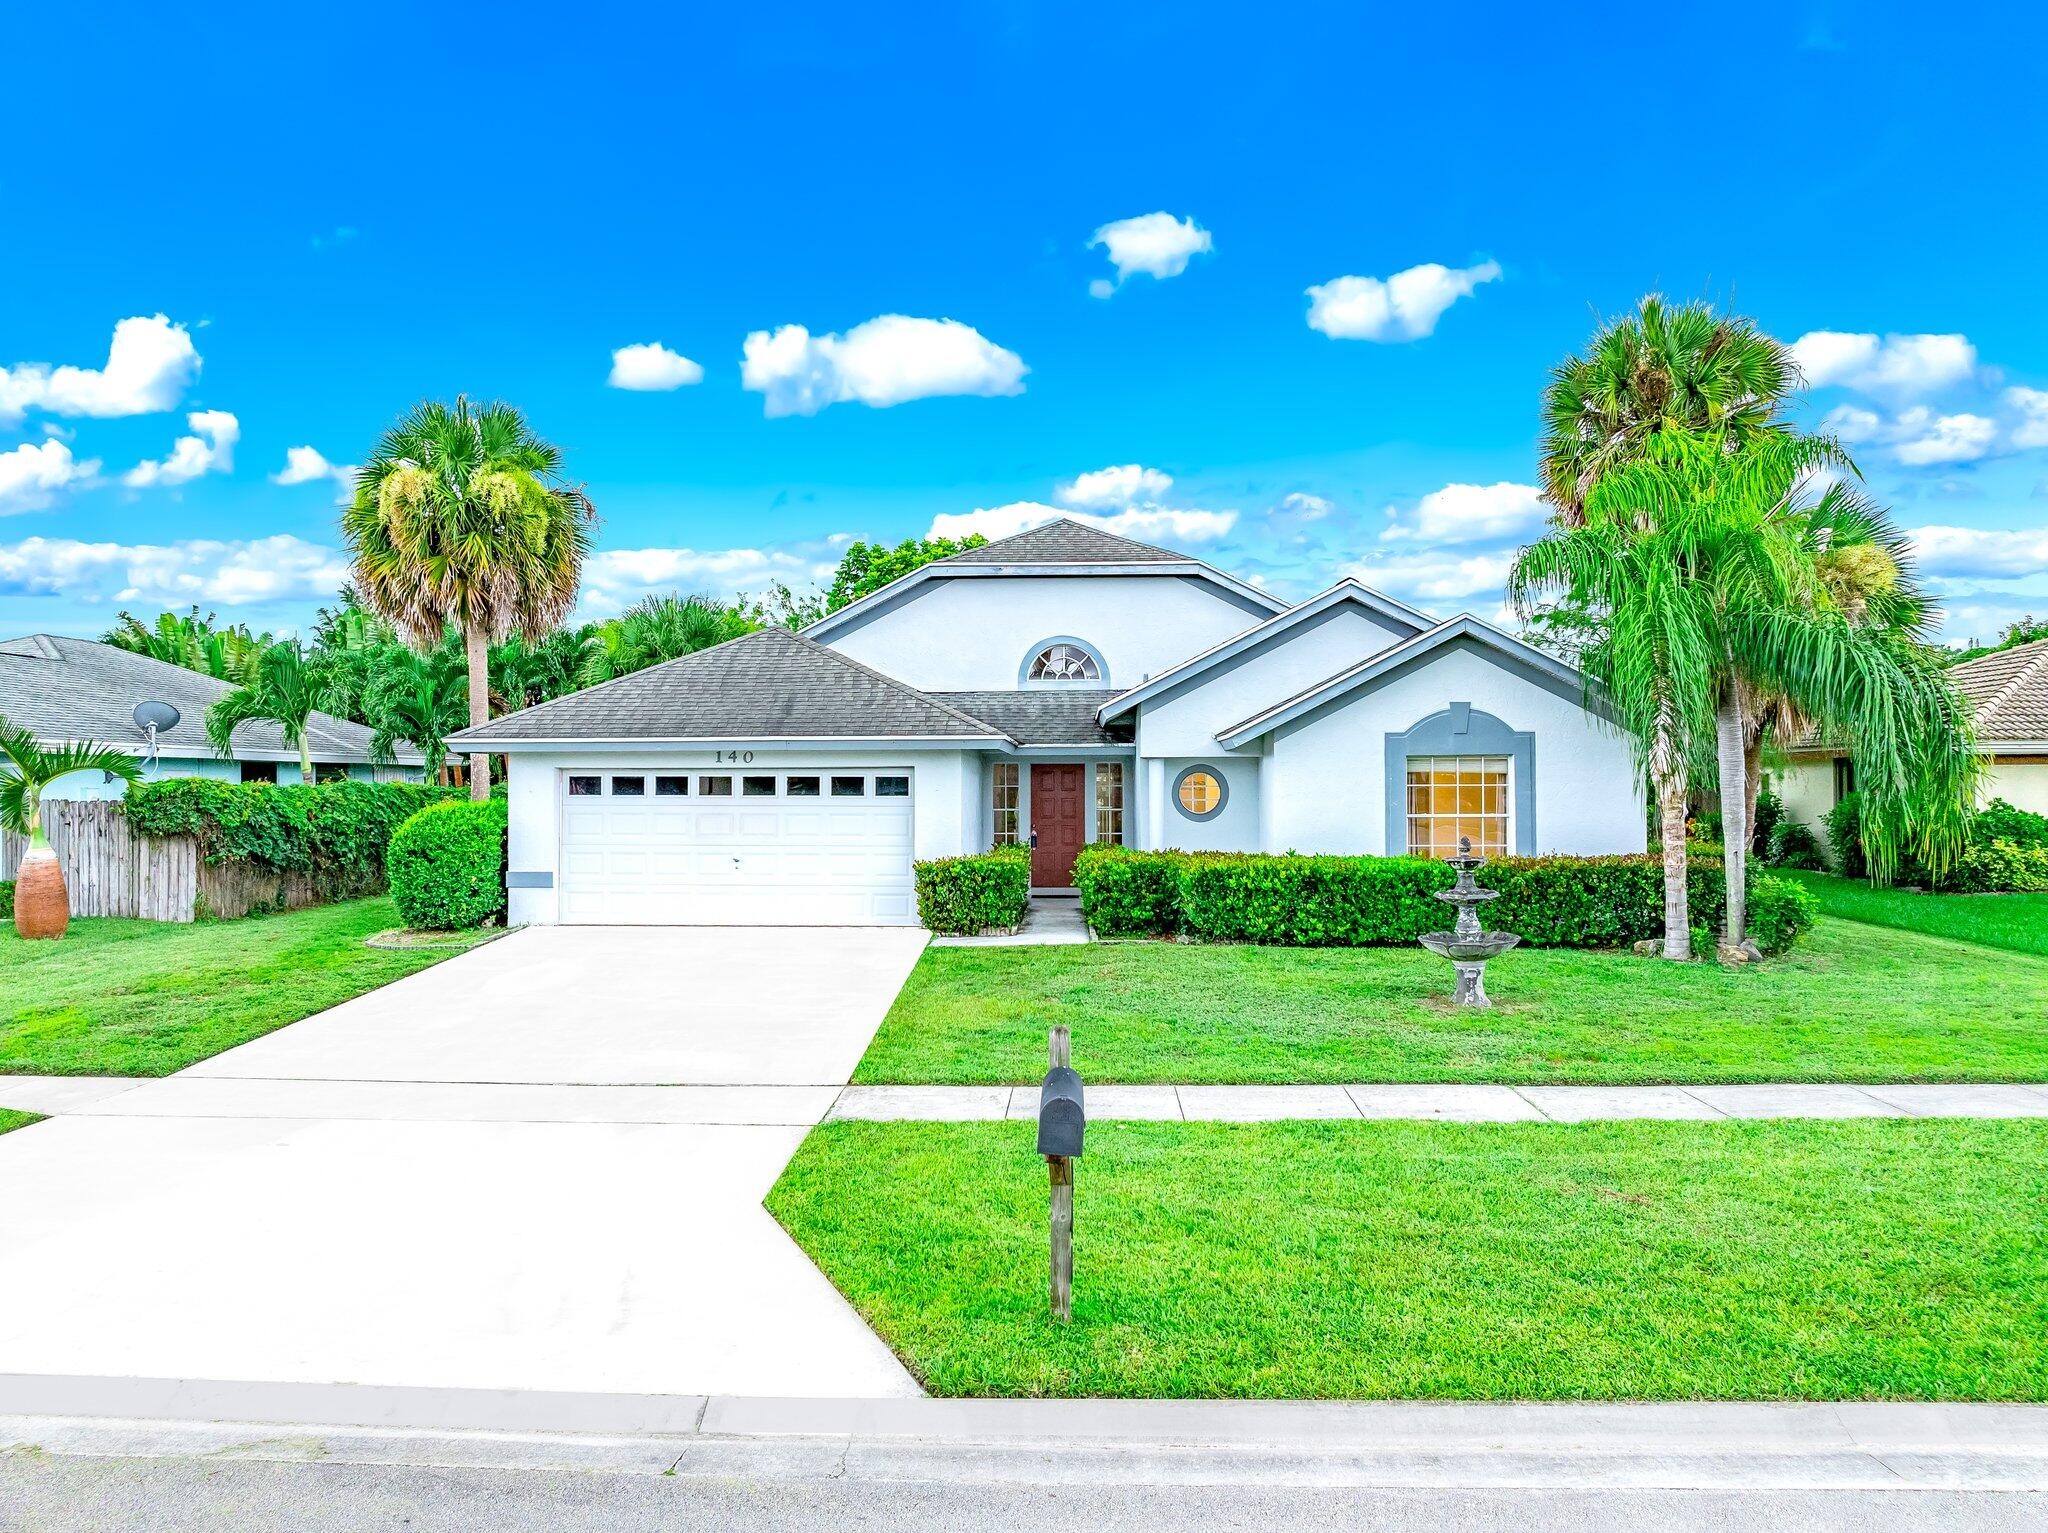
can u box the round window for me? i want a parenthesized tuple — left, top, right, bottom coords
(1174, 766, 1227, 821)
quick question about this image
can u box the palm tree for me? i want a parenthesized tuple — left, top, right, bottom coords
(206, 642, 328, 786)
(344, 398, 595, 799)
(579, 593, 757, 686)
(367, 648, 467, 781)
(490, 627, 593, 712)
(1, 714, 141, 939)
(1511, 429, 1979, 955)
(104, 607, 273, 685)
(1540, 295, 1799, 522)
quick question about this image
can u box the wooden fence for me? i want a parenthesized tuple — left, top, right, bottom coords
(1, 800, 332, 922)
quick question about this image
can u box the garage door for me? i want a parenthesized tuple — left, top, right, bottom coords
(558, 768, 917, 926)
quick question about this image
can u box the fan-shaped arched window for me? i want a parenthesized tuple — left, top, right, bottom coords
(1026, 641, 1102, 683)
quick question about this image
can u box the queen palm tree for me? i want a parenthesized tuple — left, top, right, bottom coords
(1539, 295, 1799, 522)
(367, 647, 468, 781)
(344, 398, 595, 799)
(206, 642, 328, 786)
(1511, 429, 1978, 956)
(1, 714, 141, 939)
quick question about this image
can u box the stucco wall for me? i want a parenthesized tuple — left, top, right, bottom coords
(821, 574, 1264, 691)
(1134, 605, 1408, 758)
(1260, 641, 1645, 856)
(1984, 758, 2048, 818)
(1771, 759, 1837, 845)
(1153, 756, 1261, 851)
(501, 746, 976, 925)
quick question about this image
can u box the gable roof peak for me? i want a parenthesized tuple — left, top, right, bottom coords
(934, 516, 1188, 566)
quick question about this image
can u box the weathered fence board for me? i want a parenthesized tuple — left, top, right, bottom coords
(1, 800, 341, 923)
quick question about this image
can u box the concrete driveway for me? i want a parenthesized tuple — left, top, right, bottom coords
(0, 927, 928, 1401)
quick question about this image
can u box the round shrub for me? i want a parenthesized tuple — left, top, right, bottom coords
(387, 800, 507, 931)
(1748, 874, 1819, 955)
(1765, 821, 1829, 871)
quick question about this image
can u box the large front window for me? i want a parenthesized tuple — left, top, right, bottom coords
(1405, 756, 1509, 857)
(1095, 762, 1124, 844)
(991, 762, 1020, 845)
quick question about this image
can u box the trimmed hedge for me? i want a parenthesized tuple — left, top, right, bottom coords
(125, 779, 458, 894)
(388, 799, 508, 930)
(1748, 874, 1819, 954)
(915, 845, 1031, 935)
(0, 881, 12, 921)
(1073, 845, 1815, 952)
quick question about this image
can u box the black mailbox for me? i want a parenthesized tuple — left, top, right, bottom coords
(1037, 1065, 1085, 1158)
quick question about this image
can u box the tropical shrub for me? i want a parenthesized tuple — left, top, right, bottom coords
(1823, 793, 1866, 880)
(1948, 839, 2048, 895)
(125, 780, 458, 893)
(0, 881, 12, 920)
(387, 799, 508, 930)
(1069, 846, 1789, 951)
(914, 845, 1030, 935)
(1970, 798, 2048, 852)
(1765, 821, 1830, 871)
(1750, 785, 1785, 860)
(1747, 875, 1819, 954)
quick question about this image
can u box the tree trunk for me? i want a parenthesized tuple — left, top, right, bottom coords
(15, 823, 68, 940)
(1716, 692, 1748, 948)
(465, 625, 491, 801)
(297, 732, 314, 787)
(1652, 715, 1690, 960)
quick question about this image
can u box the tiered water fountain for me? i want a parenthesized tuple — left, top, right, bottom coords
(1418, 837, 1521, 1007)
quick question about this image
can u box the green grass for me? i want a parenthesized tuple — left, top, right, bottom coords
(1782, 870, 2048, 957)
(770, 1117, 2048, 1400)
(0, 898, 491, 1076)
(0, 1110, 42, 1135)
(855, 917, 2048, 1085)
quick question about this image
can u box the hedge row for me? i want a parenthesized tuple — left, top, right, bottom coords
(914, 845, 1031, 935)
(389, 800, 508, 930)
(1073, 846, 1815, 954)
(125, 779, 460, 893)
(0, 880, 12, 921)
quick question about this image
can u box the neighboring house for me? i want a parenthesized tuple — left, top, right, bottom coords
(1775, 635, 2048, 842)
(452, 520, 1643, 928)
(0, 634, 426, 798)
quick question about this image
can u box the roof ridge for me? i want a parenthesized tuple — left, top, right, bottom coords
(933, 515, 1182, 565)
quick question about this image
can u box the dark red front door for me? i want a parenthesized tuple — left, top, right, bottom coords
(1031, 763, 1087, 887)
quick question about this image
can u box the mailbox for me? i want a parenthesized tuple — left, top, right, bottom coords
(1037, 1064, 1086, 1158)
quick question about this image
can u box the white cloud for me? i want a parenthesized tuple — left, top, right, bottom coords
(928, 501, 1236, 546)
(1306, 260, 1502, 343)
(0, 315, 201, 426)
(1790, 331, 1976, 399)
(607, 342, 704, 391)
(740, 315, 1026, 417)
(2006, 387, 2048, 450)
(1087, 212, 1212, 296)
(123, 409, 239, 487)
(1057, 463, 1174, 510)
(1348, 547, 1515, 606)
(0, 533, 346, 605)
(1821, 404, 1884, 443)
(1909, 524, 2048, 580)
(1381, 481, 1546, 544)
(0, 439, 101, 515)
(1888, 409, 1998, 466)
(581, 544, 834, 612)
(1271, 492, 1335, 521)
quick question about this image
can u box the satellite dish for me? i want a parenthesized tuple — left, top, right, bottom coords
(134, 700, 182, 734)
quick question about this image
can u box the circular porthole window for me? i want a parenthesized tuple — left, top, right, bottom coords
(1174, 765, 1227, 822)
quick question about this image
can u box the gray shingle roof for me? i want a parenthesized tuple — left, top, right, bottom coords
(0, 634, 405, 763)
(930, 691, 1126, 746)
(449, 627, 1013, 744)
(935, 517, 1186, 566)
(1952, 637, 2048, 742)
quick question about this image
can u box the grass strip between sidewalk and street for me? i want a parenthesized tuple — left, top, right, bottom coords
(770, 1116, 2048, 1401)
(853, 916, 2048, 1085)
(0, 1110, 42, 1136)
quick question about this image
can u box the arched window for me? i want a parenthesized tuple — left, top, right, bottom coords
(1025, 641, 1102, 683)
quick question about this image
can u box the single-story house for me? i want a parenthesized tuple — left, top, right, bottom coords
(1775, 634, 2048, 841)
(452, 520, 1644, 927)
(0, 633, 426, 798)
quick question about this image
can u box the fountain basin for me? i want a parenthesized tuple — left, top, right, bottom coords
(1419, 931, 1522, 963)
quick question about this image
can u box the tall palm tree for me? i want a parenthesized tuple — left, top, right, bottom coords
(1540, 295, 1799, 522)
(1, 713, 141, 939)
(344, 398, 595, 799)
(578, 593, 757, 686)
(206, 642, 328, 786)
(1511, 430, 1979, 955)
(367, 647, 467, 781)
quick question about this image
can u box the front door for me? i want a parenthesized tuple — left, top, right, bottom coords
(1030, 763, 1087, 887)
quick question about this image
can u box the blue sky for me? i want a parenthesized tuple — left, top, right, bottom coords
(4, 0, 2044, 645)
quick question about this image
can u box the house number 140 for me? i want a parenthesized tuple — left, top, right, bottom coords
(713, 750, 755, 764)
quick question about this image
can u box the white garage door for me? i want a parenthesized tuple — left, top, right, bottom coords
(558, 768, 917, 926)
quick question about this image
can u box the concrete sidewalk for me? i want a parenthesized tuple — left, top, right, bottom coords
(828, 1080, 2048, 1123)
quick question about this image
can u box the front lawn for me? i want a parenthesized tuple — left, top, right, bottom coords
(1781, 870, 2048, 957)
(854, 916, 2048, 1084)
(770, 1117, 2048, 1400)
(0, 898, 492, 1076)
(0, 1110, 40, 1136)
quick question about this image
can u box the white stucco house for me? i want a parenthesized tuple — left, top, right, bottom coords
(451, 520, 1645, 927)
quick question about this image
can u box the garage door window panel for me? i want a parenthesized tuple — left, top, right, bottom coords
(568, 775, 601, 796)
(832, 776, 864, 796)
(744, 775, 777, 796)
(876, 775, 909, 797)
(699, 775, 733, 796)
(787, 775, 821, 796)
(611, 776, 646, 796)
(656, 775, 688, 796)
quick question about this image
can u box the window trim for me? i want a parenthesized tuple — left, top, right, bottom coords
(1018, 635, 1109, 688)
(1383, 703, 1535, 855)
(1172, 763, 1228, 822)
